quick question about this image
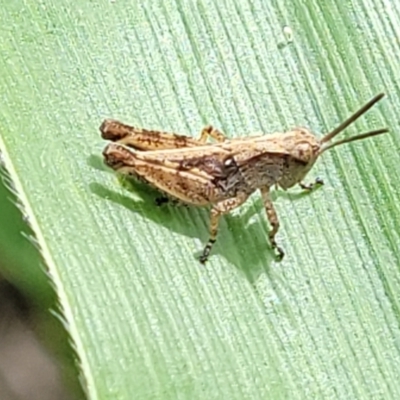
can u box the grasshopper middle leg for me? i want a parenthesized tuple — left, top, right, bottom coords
(260, 187, 284, 260)
(200, 192, 249, 263)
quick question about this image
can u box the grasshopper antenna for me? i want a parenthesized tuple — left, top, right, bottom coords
(320, 93, 388, 153)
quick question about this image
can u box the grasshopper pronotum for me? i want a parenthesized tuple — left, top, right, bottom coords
(101, 93, 388, 263)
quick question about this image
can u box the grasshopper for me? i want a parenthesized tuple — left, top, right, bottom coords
(100, 93, 388, 263)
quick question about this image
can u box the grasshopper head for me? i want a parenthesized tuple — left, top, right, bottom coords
(277, 128, 321, 189)
(278, 93, 388, 189)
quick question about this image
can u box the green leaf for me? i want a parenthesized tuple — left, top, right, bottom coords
(1, 1, 400, 398)
(0, 172, 49, 301)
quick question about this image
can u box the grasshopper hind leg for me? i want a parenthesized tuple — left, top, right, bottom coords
(199, 193, 249, 263)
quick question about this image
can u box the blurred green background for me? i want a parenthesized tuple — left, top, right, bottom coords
(0, 167, 48, 305)
(0, 173, 83, 398)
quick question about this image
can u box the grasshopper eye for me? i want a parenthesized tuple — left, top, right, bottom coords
(224, 158, 234, 167)
(223, 156, 238, 173)
(297, 142, 311, 152)
(209, 156, 238, 179)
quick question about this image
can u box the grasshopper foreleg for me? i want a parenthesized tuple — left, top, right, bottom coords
(260, 187, 284, 260)
(299, 177, 324, 191)
(199, 192, 249, 263)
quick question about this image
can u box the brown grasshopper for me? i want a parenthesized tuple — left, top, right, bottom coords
(100, 93, 388, 263)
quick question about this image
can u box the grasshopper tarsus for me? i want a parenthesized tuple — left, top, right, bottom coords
(155, 195, 188, 207)
(299, 177, 324, 191)
(274, 245, 285, 261)
(268, 231, 285, 260)
(199, 254, 208, 264)
(268, 232, 285, 260)
(199, 239, 216, 264)
(155, 196, 169, 206)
